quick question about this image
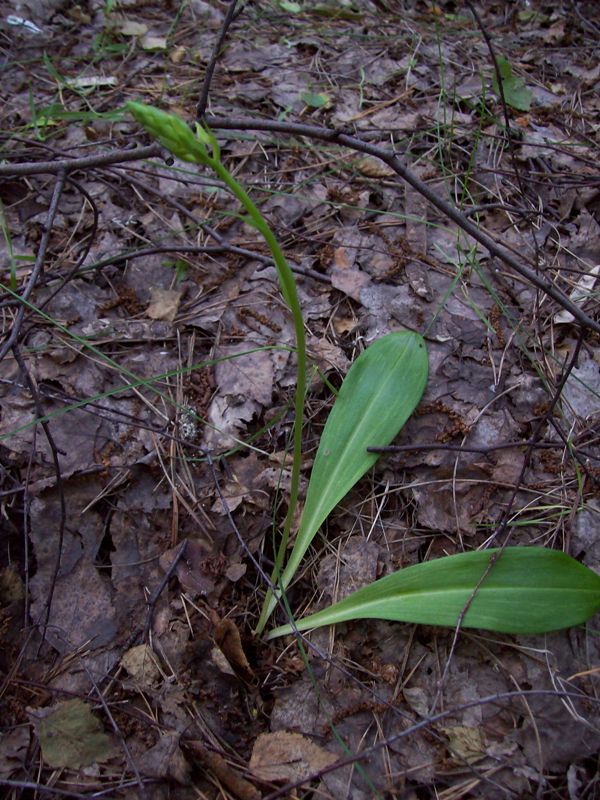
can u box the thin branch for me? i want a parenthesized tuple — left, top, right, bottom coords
(79, 243, 330, 283)
(0, 779, 153, 798)
(430, 330, 586, 711)
(0, 144, 162, 177)
(205, 115, 600, 335)
(82, 661, 148, 799)
(466, 1, 528, 201)
(106, 168, 330, 282)
(145, 539, 187, 645)
(12, 345, 66, 649)
(368, 439, 600, 463)
(0, 170, 67, 362)
(196, 0, 242, 120)
(263, 688, 599, 800)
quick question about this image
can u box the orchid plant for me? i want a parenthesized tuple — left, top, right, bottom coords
(128, 101, 600, 641)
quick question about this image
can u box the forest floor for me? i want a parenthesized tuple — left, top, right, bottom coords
(1, 1, 600, 798)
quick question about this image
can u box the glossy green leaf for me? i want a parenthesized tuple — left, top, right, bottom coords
(259, 331, 428, 630)
(267, 547, 600, 638)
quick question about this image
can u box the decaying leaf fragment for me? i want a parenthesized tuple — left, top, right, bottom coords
(553, 264, 600, 324)
(250, 731, 337, 782)
(32, 699, 114, 769)
(146, 287, 182, 322)
(137, 732, 190, 784)
(120, 643, 162, 689)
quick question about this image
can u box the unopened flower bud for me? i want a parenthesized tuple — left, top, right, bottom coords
(127, 101, 208, 164)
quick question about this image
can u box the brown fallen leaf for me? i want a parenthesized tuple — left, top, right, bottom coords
(214, 618, 255, 683)
(146, 287, 182, 322)
(159, 539, 215, 597)
(0, 727, 31, 779)
(353, 155, 395, 177)
(330, 247, 371, 301)
(137, 732, 190, 784)
(249, 731, 337, 783)
(440, 725, 486, 765)
(120, 644, 162, 689)
(186, 740, 261, 800)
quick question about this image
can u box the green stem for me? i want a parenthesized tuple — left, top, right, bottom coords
(126, 102, 305, 634)
(207, 158, 306, 634)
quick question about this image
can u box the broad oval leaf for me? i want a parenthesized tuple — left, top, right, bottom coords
(266, 547, 600, 639)
(260, 331, 428, 629)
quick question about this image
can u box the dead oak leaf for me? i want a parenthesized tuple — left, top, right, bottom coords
(120, 644, 162, 689)
(440, 725, 486, 765)
(331, 247, 371, 300)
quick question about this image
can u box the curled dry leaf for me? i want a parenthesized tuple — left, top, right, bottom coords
(353, 155, 396, 177)
(214, 618, 255, 683)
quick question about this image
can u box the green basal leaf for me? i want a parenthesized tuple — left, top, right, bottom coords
(491, 56, 532, 112)
(267, 547, 600, 638)
(300, 91, 331, 109)
(259, 331, 428, 630)
(278, 0, 302, 12)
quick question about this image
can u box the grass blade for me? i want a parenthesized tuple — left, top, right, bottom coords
(258, 331, 428, 631)
(267, 547, 600, 638)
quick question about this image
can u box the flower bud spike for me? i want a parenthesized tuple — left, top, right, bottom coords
(126, 101, 208, 164)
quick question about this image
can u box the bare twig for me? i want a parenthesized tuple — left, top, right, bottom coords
(196, 0, 243, 120)
(107, 168, 329, 282)
(0, 779, 153, 798)
(11, 345, 67, 649)
(368, 439, 600, 460)
(82, 661, 148, 799)
(34, 174, 101, 313)
(0, 170, 67, 361)
(262, 688, 599, 800)
(430, 330, 586, 711)
(205, 115, 600, 334)
(569, 0, 600, 35)
(466, 1, 528, 201)
(0, 144, 162, 177)
(144, 538, 188, 645)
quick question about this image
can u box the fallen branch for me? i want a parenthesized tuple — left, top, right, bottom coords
(205, 115, 600, 335)
(0, 144, 162, 176)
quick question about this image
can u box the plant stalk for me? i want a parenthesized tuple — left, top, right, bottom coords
(206, 159, 306, 635)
